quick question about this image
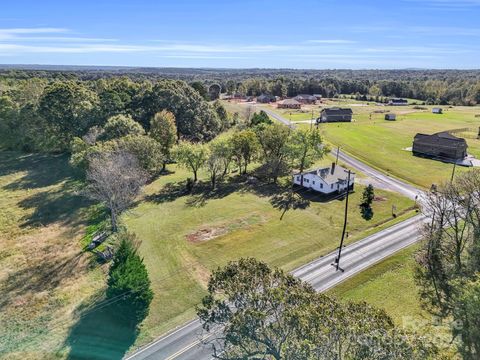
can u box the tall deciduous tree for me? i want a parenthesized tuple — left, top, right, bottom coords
(250, 110, 272, 127)
(255, 123, 292, 183)
(415, 170, 480, 357)
(140, 80, 221, 141)
(288, 128, 325, 185)
(205, 151, 224, 190)
(197, 258, 436, 360)
(231, 129, 259, 174)
(101, 114, 145, 141)
(212, 100, 230, 131)
(38, 81, 99, 147)
(173, 141, 208, 182)
(85, 151, 147, 231)
(149, 110, 178, 171)
(209, 136, 234, 177)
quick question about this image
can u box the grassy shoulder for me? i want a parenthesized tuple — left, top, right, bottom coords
(125, 164, 416, 348)
(328, 244, 456, 354)
(329, 245, 424, 323)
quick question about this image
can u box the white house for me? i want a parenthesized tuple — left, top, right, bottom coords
(432, 107, 443, 114)
(293, 163, 355, 194)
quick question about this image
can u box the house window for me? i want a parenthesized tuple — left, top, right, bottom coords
(331, 184, 334, 189)
(306, 179, 309, 183)
(320, 183, 323, 189)
(296, 176, 300, 181)
(312, 181, 315, 185)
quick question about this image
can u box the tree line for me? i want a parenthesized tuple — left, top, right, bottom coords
(2, 68, 479, 107)
(0, 77, 231, 152)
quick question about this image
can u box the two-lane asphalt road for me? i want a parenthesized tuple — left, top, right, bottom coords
(125, 110, 426, 360)
(126, 214, 427, 360)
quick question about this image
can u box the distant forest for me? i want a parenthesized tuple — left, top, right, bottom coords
(1, 67, 480, 153)
(1, 67, 480, 106)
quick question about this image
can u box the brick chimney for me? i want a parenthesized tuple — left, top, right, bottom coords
(331, 162, 336, 174)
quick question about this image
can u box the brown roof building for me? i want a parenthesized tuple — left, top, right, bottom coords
(294, 94, 317, 104)
(277, 98, 301, 109)
(412, 132, 467, 161)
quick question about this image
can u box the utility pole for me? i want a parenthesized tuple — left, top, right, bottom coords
(335, 146, 340, 165)
(450, 162, 457, 184)
(334, 169, 353, 272)
(310, 108, 313, 130)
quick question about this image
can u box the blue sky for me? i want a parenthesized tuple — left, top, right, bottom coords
(1, 0, 479, 69)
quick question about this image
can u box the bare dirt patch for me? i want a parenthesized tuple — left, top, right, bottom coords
(187, 227, 229, 243)
(186, 214, 265, 243)
(374, 196, 388, 202)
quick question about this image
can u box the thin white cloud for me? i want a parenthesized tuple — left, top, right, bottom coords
(360, 46, 472, 54)
(0, 27, 68, 40)
(0, 42, 297, 55)
(306, 39, 357, 44)
(4, 36, 118, 42)
(160, 54, 251, 59)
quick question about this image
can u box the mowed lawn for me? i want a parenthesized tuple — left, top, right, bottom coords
(316, 105, 480, 188)
(125, 165, 416, 346)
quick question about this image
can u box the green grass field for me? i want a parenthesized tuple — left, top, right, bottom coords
(255, 99, 480, 189)
(311, 104, 480, 188)
(124, 165, 416, 348)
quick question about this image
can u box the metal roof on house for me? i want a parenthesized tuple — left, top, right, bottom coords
(321, 107, 353, 116)
(414, 131, 466, 145)
(300, 164, 351, 185)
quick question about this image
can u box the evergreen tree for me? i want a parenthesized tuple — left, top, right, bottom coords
(360, 184, 375, 220)
(107, 232, 153, 326)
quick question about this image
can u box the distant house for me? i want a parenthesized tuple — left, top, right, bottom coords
(432, 108, 443, 114)
(294, 94, 317, 104)
(317, 108, 353, 123)
(256, 94, 276, 103)
(313, 94, 323, 100)
(293, 163, 355, 194)
(412, 132, 467, 161)
(385, 113, 397, 121)
(388, 98, 408, 106)
(277, 98, 302, 109)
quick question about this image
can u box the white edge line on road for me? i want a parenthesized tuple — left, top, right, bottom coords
(124, 319, 200, 359)
(317, 235, 421, 292)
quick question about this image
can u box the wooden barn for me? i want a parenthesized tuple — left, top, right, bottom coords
(412, 132, 467, 161)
